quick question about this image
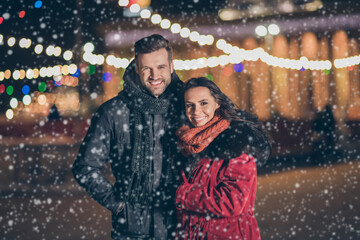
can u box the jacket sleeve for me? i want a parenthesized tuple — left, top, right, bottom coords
(175, 153, 257, 217)
(72, 105, 120, 214)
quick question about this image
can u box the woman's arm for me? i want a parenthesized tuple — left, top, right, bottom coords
(175, 153, 257, 217)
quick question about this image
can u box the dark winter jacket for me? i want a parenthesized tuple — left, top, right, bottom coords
(72, 61, 183, 239)
(175, 120, 271, 240)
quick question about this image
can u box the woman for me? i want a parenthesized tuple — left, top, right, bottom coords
(174, 77, 271, 240)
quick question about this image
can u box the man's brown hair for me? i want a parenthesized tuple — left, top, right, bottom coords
(134, 34, 172, 65)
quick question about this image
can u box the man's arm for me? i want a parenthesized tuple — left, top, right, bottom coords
(72, 106, 120, 214)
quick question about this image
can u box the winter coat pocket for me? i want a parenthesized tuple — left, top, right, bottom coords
(113, 202, 151, 236)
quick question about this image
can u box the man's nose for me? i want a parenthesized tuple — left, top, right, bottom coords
(150, 69, 160, 79)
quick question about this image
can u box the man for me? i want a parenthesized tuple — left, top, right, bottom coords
(72, 34, 183, 239)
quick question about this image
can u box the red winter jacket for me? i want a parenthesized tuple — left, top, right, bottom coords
(175, 120, 271, 240)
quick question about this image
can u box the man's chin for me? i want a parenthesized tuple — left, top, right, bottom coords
(149, 88, 165, 98)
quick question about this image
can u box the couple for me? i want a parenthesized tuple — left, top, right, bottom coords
(72, 34, 271, 240)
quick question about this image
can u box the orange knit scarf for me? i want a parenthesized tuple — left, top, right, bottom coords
(176, 114, 231, 156)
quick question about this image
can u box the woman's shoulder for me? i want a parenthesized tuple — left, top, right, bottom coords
(208, 119, 271, 165)
(218, 120, 256, 139)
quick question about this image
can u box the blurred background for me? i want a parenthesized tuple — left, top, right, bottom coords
(0, 0, 359, 239)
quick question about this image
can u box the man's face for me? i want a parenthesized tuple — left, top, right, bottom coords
(135, 48, 174, 98)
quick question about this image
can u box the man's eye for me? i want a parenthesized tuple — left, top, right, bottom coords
(185, 104, 192, 108)
(200, 102, 208, 105)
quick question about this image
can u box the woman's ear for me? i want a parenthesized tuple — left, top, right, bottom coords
(215, 102, 220, 110)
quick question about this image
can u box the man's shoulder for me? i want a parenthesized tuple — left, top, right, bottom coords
(94, 93, 130, 121)
(99, 93, 128, 111)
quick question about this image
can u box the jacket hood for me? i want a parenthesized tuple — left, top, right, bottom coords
(195, 120, 271, 167)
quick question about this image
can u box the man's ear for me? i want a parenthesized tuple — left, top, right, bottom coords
(170, 61, 174, 74)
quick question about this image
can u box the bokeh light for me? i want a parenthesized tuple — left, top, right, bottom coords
(38, 82, 47, 92)
(268, 23, 280, 35)
(129, 4, 140, 13)
(118, 0, 129, 7)
(37, 94, 47, 105)
(71, 68, 81, 78)
(10, 98, 18, 109)
(255, 25, 267, 37)
(35, 44, 43, 54)
(234, 63, 244, 72)
(189, 31, 200, 42)
(170, 23, 181, 34)
(5, 70, 11, 79)
(140, 9, 151, 19)
(33, 69, 40, 78)
(19, 11, 26, 18)
(205, 74, 213, 81)
(223, 66, 233, 77)
(46, 45, 55, 56)
(26, 69, 34, 79)
(23, 95, 31, 105)
(180, 27, 190, 38)
(84, 42, 95, 52)
(22, 85, 30, 95)
(54, 80, 62, 87)
(160, 19, 171, 29)
(63, 50, 73, 61)
(13, 70, 20, 80)
(8, 37, 16, 47)
(53, 75, 62, 83)
(102, 72, 113, 82)
(0, 84, 5, 93)
(6, 109, 14, 120)
(87, 65, 96, 75)
(6, 85, 14, 95)
(54, 46, 62, 56)
(47, 80, 55, 90)
(19, 70, 25, 79)
(35, 1, 43, 8)
(68, 64, 78, 74)
(151, 14, 161, 24)
(79, 63, 87, 73)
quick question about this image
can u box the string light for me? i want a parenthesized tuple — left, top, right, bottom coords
(150, 14, 162, 24)
(3, 17, 360, 77)
(160, 19, 171, 29)
(34, 44, 43, 54)
(7, 37, 16, 47)
(140, 9, 151, 18)
(1, 34, 73, 61)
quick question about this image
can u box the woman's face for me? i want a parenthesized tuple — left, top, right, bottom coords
(184, 86, 220, 127)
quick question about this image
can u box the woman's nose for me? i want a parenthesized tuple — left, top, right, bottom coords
(194, 105, 201, 114)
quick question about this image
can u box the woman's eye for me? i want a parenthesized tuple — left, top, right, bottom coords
(185, 104, 192, 108)
(200, 102, 208, 105)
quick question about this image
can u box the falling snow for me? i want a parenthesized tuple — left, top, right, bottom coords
(1, 0, 360, 239)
